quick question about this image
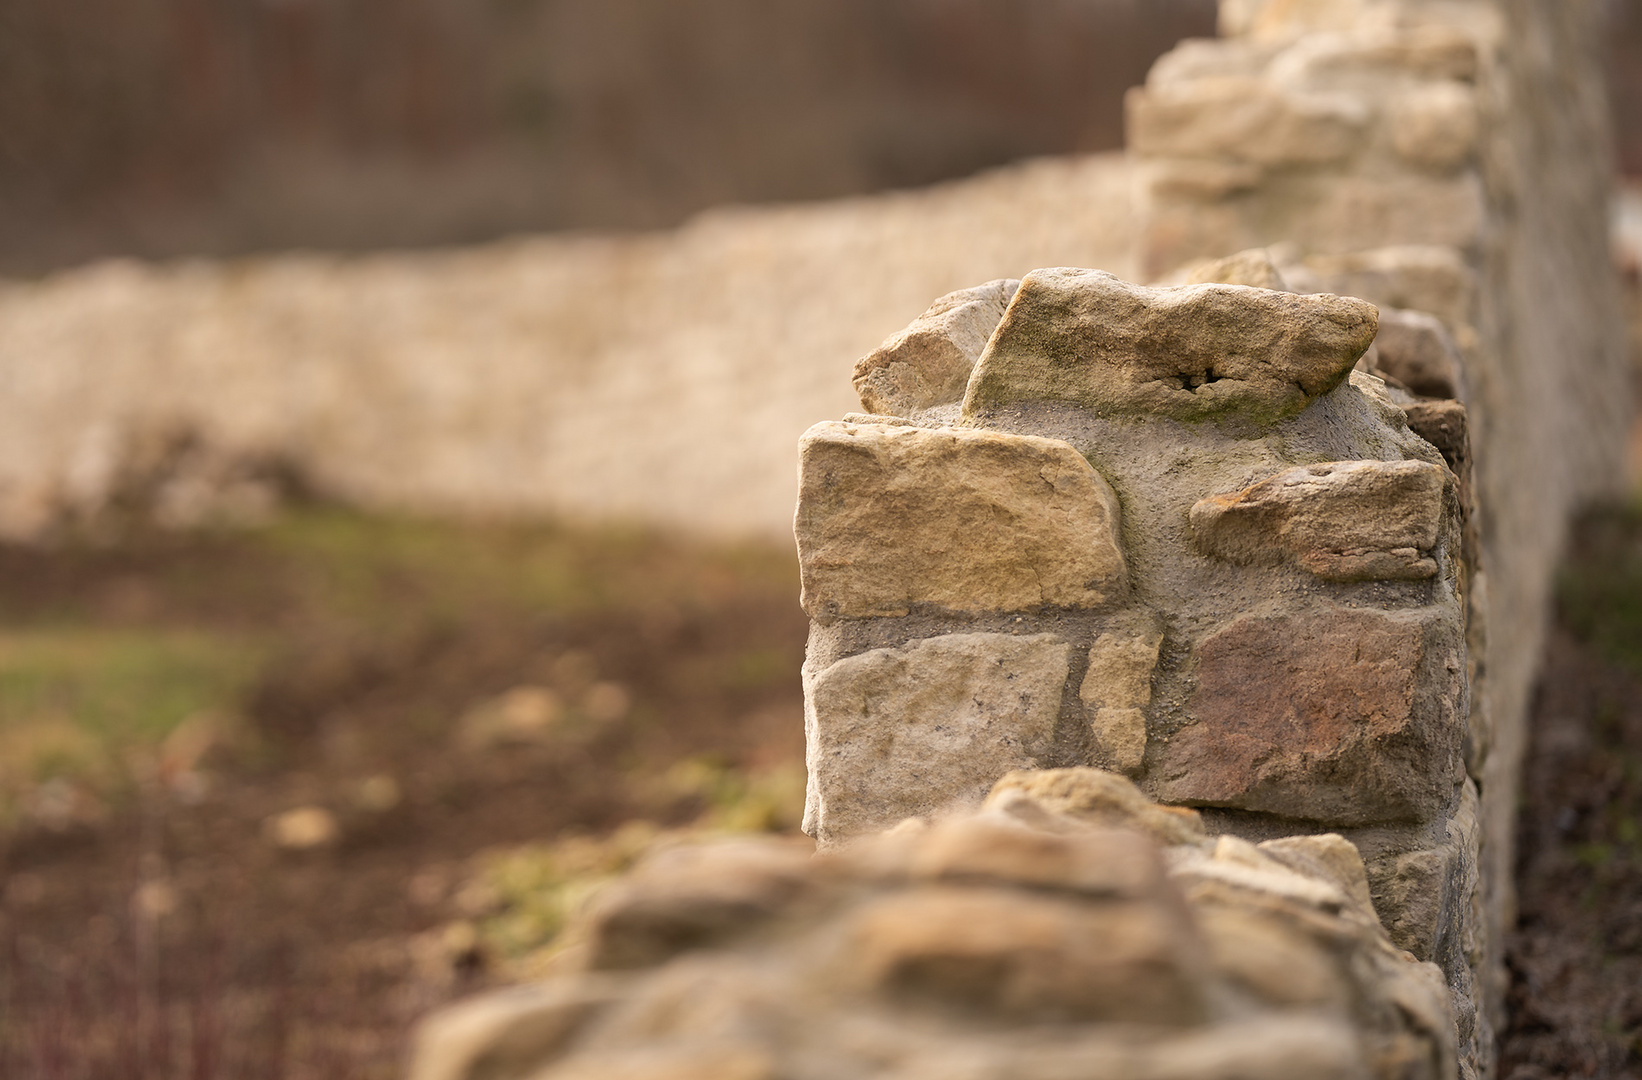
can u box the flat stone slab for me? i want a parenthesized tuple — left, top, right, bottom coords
(961, 268, 1378, 425)
(1151, 606, 1465, 825)
(804, 632, 1071, 844)
(1189, 459, 1450, 581)
(795, 421, 1126, 620)
(852, 279, 1019, 417)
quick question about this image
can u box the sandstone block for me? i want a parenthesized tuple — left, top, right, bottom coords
(1184, 248, 1290, 291)
(909, 815, 1168, 899)
(1301, 245, 1474, 328)
(805, 633, 1071, 843)
(795, 421, 1126, 619)
(961, 269, 1377, 425)
(1220, 0, 1368, 40)
(408, 979, 623, 1080)
(1390, 83, 1479, 173)
(845, 885, 1206, 1024)
(1189, 459, 1450, 581)
(586, 838, 816, 970)
(1258, 833, 1378, 915)
(1152, 606, 1465, 824)
(851, 279, 1019, 417)
(1373, 308, 1463, 399)
(1080, 615, 1165, 775)
(1127, 82, 1368, 167)
(986, 767, 1207, 847)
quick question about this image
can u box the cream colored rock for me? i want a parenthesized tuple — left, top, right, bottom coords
(407, 979, 623, 1080)
(985, 767, 1206, 848)
(1189, 459, 1451, 581)
(1127, 82, 1369, 167)
(1299, 245, 1475, 328)
(962, 268, 1377, 425)
(794, 421, 1126, 619)
(804, 633, 1071, 844)
(851, 279, 1019, 417)
(1390, 83, 1479, 173)
(1220, 0, 1369, 41)
(1258, 833, 1377, 915)
(1080, 615, 1164, 776)
(1185, 248, 1290, 291)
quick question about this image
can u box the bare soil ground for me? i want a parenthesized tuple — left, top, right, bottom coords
(0, 510, 809, 1079)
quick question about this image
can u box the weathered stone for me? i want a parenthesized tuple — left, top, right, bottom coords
(985, 767, 1207, 847)
(795, 421, 1126, 619)
(1189, 459, 1450, 581)
(408, 979, 624, 1080)
(805, 634, 1071, 843)
(1152, 606, 1465, 824)
(1080, 615, 1165, 776)
(851, 279, 1019, 417)
(845, 885, 1206, 1024)
(908, 815, 1169, 899)
(1259, 833, 1378, 915)
(961, 269, 1378, 425)
(1184, 248, 1290, 291)
(585, 838, 816, 970)
(1127, 82, 1369, 167)
(536, 1045, 776, 1080)
(1219, 0, 1368, 41)
(1367, 782, 1482, 964)
(1390, 83, 1479, 173)
(1300, 245, 1475, 329)
(1373, 308, 1463, 399)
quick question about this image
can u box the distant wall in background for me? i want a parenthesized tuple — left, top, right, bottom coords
(0, 0, 1214, 275)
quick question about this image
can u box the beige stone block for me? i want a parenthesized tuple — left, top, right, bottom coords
(961, 268, 1376, 425)
(851, 279, 1019, 417)
(805, 633, 1071, 843)
(585, 838, 816, 970)
(1190, 459, 1451, 581)
(795, 421, 1126, 619)
(1259, 833, 1378, 915)
(985, 767, 1207, 847)
(910, 815, 1169, 899)
(1302, 245, 1475, 328)
(1152, 605, 1466, 824)
(408, 978, 622, 1080)
(1220, 0, 1368, 40)
(1080, 616, 1165, 775)
(1184, 248, 1291, 291)
(536, 1045, 776, 1080)
(1391, 83, 1479, 172)
(1127, 82, 1369, 167)
(844, 885, 1206, 1024)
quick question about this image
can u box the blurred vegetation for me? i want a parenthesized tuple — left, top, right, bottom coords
(1558, 500, 1642, 674)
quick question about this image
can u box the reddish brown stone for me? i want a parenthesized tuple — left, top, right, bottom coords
(1151, 606, 1464, 825)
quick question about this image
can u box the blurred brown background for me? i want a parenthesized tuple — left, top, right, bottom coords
(0, 0, 1218, 275)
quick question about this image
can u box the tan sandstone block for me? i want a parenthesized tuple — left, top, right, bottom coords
(1189, 459, 1451, 581)
(1080, 616, 1165, 775)
(1127, 82, 1369, 167)
(806, 633, 1071, 843)
(985, 767, 1207, 847)
(408, 979, 622, 1080)
(1152, 606, 1465, 824)
(844, 885, 1206, 1024)
(909, 815, 1169, 900)
(1390, 83, 1479, 173)
(851, 279, 1019, 417)
(1184, 248, 1291, 291)
(795, 421, 1126, 619)
(961, 269, 1377, 425)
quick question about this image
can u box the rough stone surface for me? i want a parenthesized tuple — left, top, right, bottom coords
(1153, 605, 1466, 825)
(411, 770, 1457, 1080)
(1390, 82, 1480, 173)
(803, 633, 1072, 844)
(851, 279, 1019, 417)
(1184, 248, 1291, 291)
(794, 421, 1126, 620)
(1374, 308, 1464, 399)
(1080, 615, 1165, 776)
(961, 268, 1378, 425)
(1188, 459, 1452, 581)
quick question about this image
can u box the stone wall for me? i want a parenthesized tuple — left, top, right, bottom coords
(402, 4, 1628, 1078)
(0, 154, 1135, 541)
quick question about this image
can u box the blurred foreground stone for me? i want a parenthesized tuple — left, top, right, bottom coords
(410, 769, 1455, 1080)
